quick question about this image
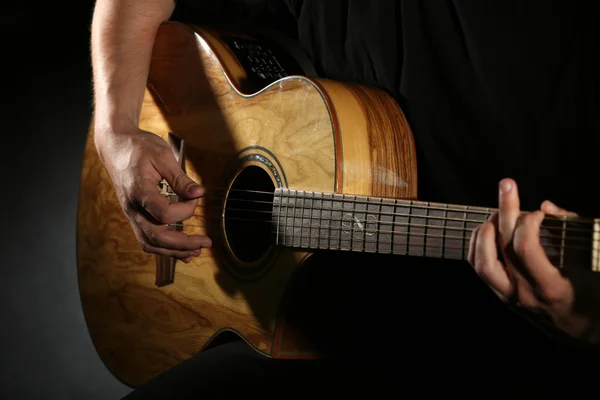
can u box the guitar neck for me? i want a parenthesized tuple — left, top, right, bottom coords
(272, 188, 600, 270)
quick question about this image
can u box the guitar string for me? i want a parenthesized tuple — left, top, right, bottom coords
(183, 197, 594, 235)
(178, 185, 597, 225)
(168, 217, 594, 252)
(182, 209, 593, 244)
(167, 223, 590, 258)
(177, 188, 595, 229)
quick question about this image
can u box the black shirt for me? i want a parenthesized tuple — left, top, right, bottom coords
(172, 0, 599, 215)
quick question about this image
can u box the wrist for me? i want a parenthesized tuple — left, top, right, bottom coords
(92, 112, 141, 157)
(93, 109, 139, 137)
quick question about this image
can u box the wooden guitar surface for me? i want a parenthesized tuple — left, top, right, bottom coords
(77, 22, 417, 386)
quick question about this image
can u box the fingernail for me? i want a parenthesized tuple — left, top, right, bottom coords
(499, 180, 512, 194)
(545, 201, 559, 213)
(193, 250, 201, 256)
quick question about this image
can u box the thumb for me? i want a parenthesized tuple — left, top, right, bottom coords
(155, 157, 204, 199)
(179, 177, 204, 199)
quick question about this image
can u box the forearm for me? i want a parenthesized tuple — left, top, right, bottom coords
(91, 0, 175, 133)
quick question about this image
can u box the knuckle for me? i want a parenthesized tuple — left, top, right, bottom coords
(480, 221, 495, 238)
(155, 207, 173, 224)
(522, 211, 538, 224)
(144, 227, 158, 246)
(538, 285, 566, 305)
(139, 241, 153, 254)
(513, 237, 533, 257)
(172, 172, 190, 189)
(517, 289, 539, 309)
(138, 194, 150, 211)
(477, 260, 496, 282)
(139, 195, 173, 223)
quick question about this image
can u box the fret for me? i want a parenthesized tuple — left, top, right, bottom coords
(538, 216, 562, 267)
(426, 203, 445, 258)
(289, 190, 296, 247)
(282, 190, 290, 247)
(593, 219, 600, 272)
(346, 194, 355, 251)
(308, 192, 314, 248)
(392, 200, 409, 255)
(338, 194, 352, 251)
(321, 192, 333, 250)
(379, 198, 395, 254)
(361, 196, 378, 253)
(445, 205, 467, 260)
(360, 196, 368, 252)
(441, 204, 448, 259)
(562, 217, 593, 271)
(274, 190, 281, 246)
(317, 191, 324, 249)
(305, 191, 312, 248)
(280, 189, 287, 246)
(465, 207, 489, 260)
(332, 193, 344, 250)
(303, 192, 312, 248)
(405, 200, 411, 256)
(462, 208, 468, 260)
(408, 200, 427, 257)
(350, 195, 368, 252)
(287, 189, 295, 247)
(298, 191, 306, 248)
(311, 191, 322, 249)
(293, 190, 302, 247)
(373, 198, 383, 253)
(347, 194, 357, 251)
(559, 218, 566, 269)
(423, 202, 429, 257)
(292, 189, 299, 247)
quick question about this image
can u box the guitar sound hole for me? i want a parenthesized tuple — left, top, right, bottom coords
(224, 166, 275, 264)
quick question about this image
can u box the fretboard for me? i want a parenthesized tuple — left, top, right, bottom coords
(272, 188, 599, 269)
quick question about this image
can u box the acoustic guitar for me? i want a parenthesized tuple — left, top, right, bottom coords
(77, 22, 599, 387)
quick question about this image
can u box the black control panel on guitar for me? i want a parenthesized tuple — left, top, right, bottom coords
(223, 35, 305, 88)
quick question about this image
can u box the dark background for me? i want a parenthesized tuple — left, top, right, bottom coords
(1, 2, 131, 398)
(1, 1, 597, 398)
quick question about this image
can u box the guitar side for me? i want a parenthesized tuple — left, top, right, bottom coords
(76, 22, 417, 387)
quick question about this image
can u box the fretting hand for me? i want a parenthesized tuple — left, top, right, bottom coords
(95, 126, 212, 263)
(468, 178, 600, 344)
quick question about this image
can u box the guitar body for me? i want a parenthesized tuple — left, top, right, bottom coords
(77, 22, 417, 386)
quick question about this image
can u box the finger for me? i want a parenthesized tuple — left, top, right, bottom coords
(128, 220, 205, 259)
(144, 243, 203, 259)
(513, 210, 568, 304)
(468, 212, 497, 266)
(474, 219, 513, 300)
(540, 200, 578, 217)
(133, 177, 199, 224)
(134, 214, 212, 251)
(153, 152, 205, 199)
(497, 178, 521, 251)
(467, 225, 481, 266)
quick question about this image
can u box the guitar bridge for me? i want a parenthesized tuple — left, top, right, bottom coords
(158, 179, 177, 199)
